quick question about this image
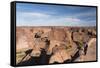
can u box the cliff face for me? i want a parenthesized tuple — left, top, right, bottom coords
(16, 28, 34, 52)
(16, 26, 96, 64)
(16, 27, 73, 51)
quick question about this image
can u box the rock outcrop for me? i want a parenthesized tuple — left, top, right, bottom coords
(16, 26, 96, 64)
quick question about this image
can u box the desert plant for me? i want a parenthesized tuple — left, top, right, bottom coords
(78, 41, 83, 50)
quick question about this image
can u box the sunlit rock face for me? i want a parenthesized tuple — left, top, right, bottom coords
(16, 27, 34, 52)
(16, 28, 29, 51)
(16, 35, 29, 50)
(16, 27, 76, 61)
(16, 27, 52, 57)
(49, 49, 71, 64)
(72, 28, 90, 43)
(16, 26, 96, 64)
(16, 27, 78, 63)
(49, 28, 67, 41)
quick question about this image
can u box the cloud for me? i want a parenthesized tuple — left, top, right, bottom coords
(16, 2, 96, 26)
(17, 11, 96, 26)
(17, 12, 50, 18)
(65, 17, 80, 22)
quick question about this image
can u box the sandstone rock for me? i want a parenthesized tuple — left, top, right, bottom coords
(49, 49, 71, 64)
(16, 26, 96, 64)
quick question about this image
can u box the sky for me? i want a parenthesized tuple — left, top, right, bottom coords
(16, 3, 97, 26)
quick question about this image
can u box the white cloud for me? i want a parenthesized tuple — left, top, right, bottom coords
(17, 11, 95, 26)
(24, 12, 50, 18)
(65, 17, 80, 22)
(17, 12, 50, 18)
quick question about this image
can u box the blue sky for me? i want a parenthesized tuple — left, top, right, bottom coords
(16, 3, 96, 26)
